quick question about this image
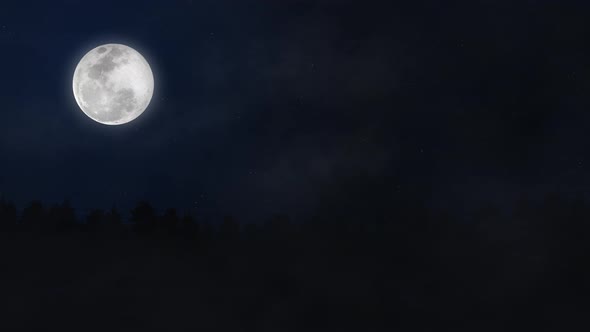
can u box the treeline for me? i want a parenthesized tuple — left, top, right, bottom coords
(0, 199, 199, 236)
(1, 194, 590, 330)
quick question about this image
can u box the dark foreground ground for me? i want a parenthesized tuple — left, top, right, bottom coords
(1, 230, 396, 331)
(2, 197, 590, 331)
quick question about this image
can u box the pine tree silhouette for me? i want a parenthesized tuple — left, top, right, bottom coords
(131, 200, 156, 234)
(0, 198, 17, 231)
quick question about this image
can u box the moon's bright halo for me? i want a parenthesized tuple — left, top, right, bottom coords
(73, 44, 154, 125)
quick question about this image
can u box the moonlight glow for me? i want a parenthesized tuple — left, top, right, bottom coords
(73, 44, 154, 125)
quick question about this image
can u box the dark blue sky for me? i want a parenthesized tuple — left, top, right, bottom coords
(1, 0, 590, 221)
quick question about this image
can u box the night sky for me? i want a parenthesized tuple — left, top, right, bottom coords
(1, 0, 590, 221)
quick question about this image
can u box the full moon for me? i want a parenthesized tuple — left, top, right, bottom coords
(73, 44, 154, 125)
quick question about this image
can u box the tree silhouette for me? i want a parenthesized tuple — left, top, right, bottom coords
(104, 207, 123, 234)
(1, 191, 590, 330)
(159, 208, 179, 237)
(86, 209, 106, 231)
(180, 214, 199, 242)
(131, 200, 156, 234)
(20, 200, 46, 232)
(0, 199, 17, 231)
(48, 200, 77, 232)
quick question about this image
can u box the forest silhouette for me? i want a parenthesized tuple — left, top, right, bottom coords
(1, 192, 590, 331)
